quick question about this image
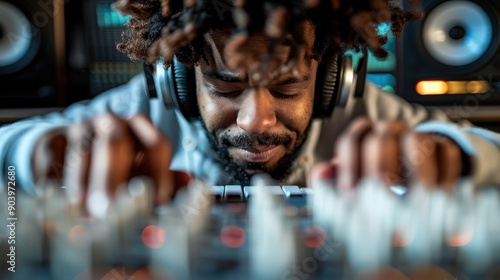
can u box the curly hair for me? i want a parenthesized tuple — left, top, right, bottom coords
(115, 0, 422, 73)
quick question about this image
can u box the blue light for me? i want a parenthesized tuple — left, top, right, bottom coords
(97, 3, 131, 27)
(378, 22, 391, 36)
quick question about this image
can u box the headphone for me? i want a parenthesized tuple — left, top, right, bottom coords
(144, 50, 367, 122)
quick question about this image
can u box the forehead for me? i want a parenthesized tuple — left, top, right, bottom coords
(207, 21, 315, 58)
(207, 31, 290, 63)
(201, 22, 316, 83)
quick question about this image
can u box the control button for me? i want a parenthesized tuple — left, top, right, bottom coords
(282, 185, 303, 198)
(224, 185, 243, 202)
(209, 186, 225, 202)
(300, 188, 314, 196)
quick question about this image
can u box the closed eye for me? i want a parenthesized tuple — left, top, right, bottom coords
(268, 81, 309, 98)
(211, 90, 242, 98)
(270, 90, 299, 99)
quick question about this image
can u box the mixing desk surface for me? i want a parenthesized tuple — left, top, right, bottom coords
(1, 176, 500, 280)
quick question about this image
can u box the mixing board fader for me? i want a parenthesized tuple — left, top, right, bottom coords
(1, 178, 500, 280)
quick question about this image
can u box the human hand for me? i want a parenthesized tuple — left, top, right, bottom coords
(32, 113, 190, 212)
(311, 117, 467, 191)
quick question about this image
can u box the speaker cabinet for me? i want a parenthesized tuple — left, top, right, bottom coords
(0, 0, 88, 108)
(397, 0, 500, 109)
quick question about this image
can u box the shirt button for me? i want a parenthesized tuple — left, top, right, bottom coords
(183, 138, 197, 151)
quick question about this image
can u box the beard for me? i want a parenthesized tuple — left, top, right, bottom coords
(200, 119, 312, 186)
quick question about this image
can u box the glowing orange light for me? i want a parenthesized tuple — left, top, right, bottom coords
(446, 81, 467, 94)
(220, 226, 246, 248)
(416, 81, 448, 95)
(466, 81, 490, 94)
(141, 225, 166, 249)
(302, 225, 326, 248)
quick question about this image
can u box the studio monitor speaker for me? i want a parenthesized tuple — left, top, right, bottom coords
(0, 0, 139, 109)
(397, 0, 500, 109)
(0, 0, 74, 108)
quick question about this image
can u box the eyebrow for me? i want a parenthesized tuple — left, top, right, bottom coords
(202, 71, 244, 83)
(202, 71, 311, 85)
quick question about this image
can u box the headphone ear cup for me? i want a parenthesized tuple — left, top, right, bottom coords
(313, 54, 343, 118)
(313, 54, 355, 118)
(162, 57, 199, 121)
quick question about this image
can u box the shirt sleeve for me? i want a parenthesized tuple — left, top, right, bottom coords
(0, 74, 151, 194)
(362, 82, 500, 187)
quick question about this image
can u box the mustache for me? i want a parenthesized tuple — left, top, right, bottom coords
(220, 133, 292, 148)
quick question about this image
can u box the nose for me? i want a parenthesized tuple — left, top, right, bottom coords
(236, 88, 277, 134)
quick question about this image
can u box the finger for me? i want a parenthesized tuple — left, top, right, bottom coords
(32, 129, 67, 185)
(172, 170, 193, 199)
(87, 114, 135, 216)
(336, 117, 373, 191)
(128, 115, 174, 205)
(434, 135, 462, 190)
(63, 122, 93, 207)
(309, 161, 337, 187)
(403, 132, 438, 188)
(174, 170, 192, 189)
(361, 132, 381, 180)
(361, 121, 406, 186)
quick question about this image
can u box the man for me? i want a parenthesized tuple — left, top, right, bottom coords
(1, 0, 500, 211)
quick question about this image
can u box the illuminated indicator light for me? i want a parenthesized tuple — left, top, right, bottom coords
(220, 226, 246, 248)
(466, 81, 490, 93)
(141, 225, 166, 249)
(446, 81, 467, 94)
(447, 228, 473, 247)
(302, 225, 326, 248)
(416, 81, 448, 95)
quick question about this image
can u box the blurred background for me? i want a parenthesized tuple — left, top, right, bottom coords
(1, 0, 500, 132)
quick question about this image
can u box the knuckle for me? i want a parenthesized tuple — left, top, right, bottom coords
(92, 113, 127, 140)
(342, 120, 373, 145)
(375, 120, 406, 136)
(130, 113, 152, 124)
(127, 114, 167, 148)
(348, 117, 372, 132)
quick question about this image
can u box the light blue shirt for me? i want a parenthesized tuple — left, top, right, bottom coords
(2, 74, 500, 195)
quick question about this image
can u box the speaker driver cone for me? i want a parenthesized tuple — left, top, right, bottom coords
(422, 0, 493, 66)
(0, 1, 37, 73)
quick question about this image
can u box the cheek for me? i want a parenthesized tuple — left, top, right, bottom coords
(198, 92, 236, 132)
(277, 61, 316, 133)
(277, 94, 314, 133)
